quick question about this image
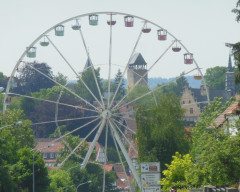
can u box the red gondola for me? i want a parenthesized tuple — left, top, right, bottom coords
(157, 29, 167, 40)
(124, 16, 134, 27)
(142, 27, 151, 33)
(184, 53, 193, 64)
(194, 75, 202, 80)
(107, 20, 116, 25)
(172, 41, 181, 52)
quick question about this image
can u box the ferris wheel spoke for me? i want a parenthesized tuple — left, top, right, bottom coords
(109, 22, 146, 108)
(115, 67, 198, 111)
(111, 119, 138, 154)
(81, 119, 107, 169)
(108, 119, 141, 189)
(107, 14, 113, 108)
(113, 41, 175, 110)
(102, 122, 109, 192)
(110, 125, 133, 192)
(60, 120, 102, 167)
(46, 36, 103, 108)
(76, 20, 105, 109)
(52, 117, 101, 143)
(31, 115, 99, 126)
(111, 118, 136, 135)
(7, 92, 97, 113)
(112, 113, 135, 121)
(25, 62, 100, 111)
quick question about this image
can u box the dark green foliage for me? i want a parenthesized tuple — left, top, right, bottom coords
(135, 93, 189, 171)
(14, 61, 55, 94)
(0, 109, 50, 191)
(114, 69, 125, 100)
(69, 163, 118, 192)
(203, 66, 228, 90)
(232, 0, 240, 22)
(189, 97, 239, 186)
(0, 72, 7, 89)
(75, 67, 103, 102)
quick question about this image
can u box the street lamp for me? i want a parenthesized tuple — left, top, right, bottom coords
(0, 121, 23, 131)
(76, 180, 92, 192)
(32, 144, 54, 192)
(65, 164, 81, 192)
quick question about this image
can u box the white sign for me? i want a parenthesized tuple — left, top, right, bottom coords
(141, 172, 160, 187)
(142, 186, 161, 192)
(141, 162, 160, 173)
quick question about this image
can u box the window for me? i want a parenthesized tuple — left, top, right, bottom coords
(50, 153, 54, 159)
(42, 153, 47, 159)
(190, 108, 193, 114)
(189, 100, 191, 104)
(182, 101, 185, 104)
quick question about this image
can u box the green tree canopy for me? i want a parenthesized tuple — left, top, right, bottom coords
(203, 66, 228, 90)
(75, 67, 102, 102)
(0, 109, 50, 191)
(14, 61, 55, 94)
(135, 93, 189, 171)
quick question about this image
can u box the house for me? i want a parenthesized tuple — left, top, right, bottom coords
(181, 54, 235, 125)
(112, 165, 132, 192)
(34, 138, 64, 168)
(207, 95, 240, 136)
(87, 142, 105, 163)
(181, 84, 231, 124)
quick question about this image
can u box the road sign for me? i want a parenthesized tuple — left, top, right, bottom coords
(142, 186, 161, 192)
(140, 162, 160, 173)
(141, 172, 160, 187)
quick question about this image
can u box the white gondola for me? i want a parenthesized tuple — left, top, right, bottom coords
(55, 25, 64, 36)
(26, 47, 36, 58)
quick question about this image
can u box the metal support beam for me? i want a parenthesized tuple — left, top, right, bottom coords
(109, 119, 141, 189)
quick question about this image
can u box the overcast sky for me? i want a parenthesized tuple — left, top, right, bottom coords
(0, 0, 239, 79)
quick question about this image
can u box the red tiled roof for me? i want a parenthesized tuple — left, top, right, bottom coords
(208, 95, 240, 128)
(34, 141, 64, 153)
(101, 165, 113, 172)
(128, 140, 138, 159)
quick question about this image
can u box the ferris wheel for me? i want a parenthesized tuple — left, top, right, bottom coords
(3, 12, 210, 191)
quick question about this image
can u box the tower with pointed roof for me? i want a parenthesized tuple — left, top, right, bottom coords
(127, 53, 148, 89)
(225, 54, 235, 96)
(83, 57, 92, 71)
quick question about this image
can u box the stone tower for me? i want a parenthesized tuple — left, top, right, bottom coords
(225, 54, 235, 96)
(127, 53, 148, 89)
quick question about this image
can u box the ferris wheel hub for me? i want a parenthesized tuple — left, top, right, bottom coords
(102, 109, 111, 119)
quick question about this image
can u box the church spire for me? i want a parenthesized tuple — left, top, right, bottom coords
(228, 54, 233, 72)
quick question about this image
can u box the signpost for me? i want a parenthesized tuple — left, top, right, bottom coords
(141, 162, 161, 192)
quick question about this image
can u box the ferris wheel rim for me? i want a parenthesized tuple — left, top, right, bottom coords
(3, 11, 211, 191)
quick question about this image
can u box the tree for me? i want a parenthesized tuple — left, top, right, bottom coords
(114, 69, 125, 100)
(0, 109, 50, 191)
(226, 1, 240, 84)
(188, 97, 240, 186)
(14, 148, 50, 192)
(54, 72, 68, 85)
(75, 67, 103, 102)
(14, 61, 55, 94)
(232, 0, 240, 22)
(0, 72, 7, 89)
(48, 169, 75, 192)
(203, 66, 228, 90)
(161, 152, 193, 191)
(135, 93, 189, 171)
(69, 163, 118, 192)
